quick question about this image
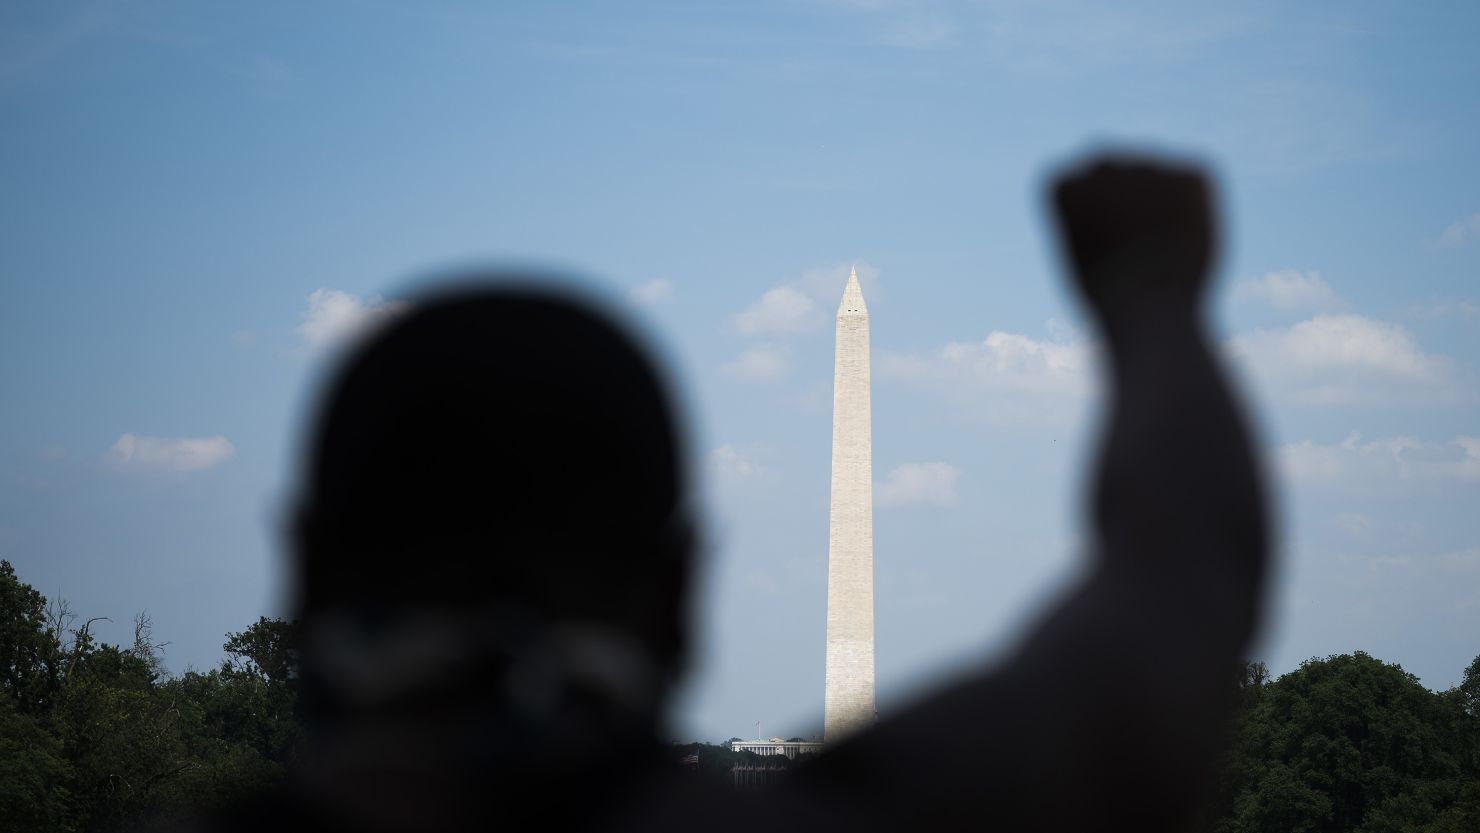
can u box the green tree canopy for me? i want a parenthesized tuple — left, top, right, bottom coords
(1, 559, 1475, 831)
(0, 561, 304, 833)
(1218, 652, 1480, 833)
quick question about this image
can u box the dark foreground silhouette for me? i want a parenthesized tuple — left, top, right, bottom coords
(209, 155, 1270, 831)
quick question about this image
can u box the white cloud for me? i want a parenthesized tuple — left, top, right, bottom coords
(1243, 315, 1431, 374)
(1232, 270, 1341, 311)
(630, 279, 673, 305)
(881, 327, 1090, 394)
(723, 344, 789, 381)
(104, 434, 235, 472)
(1407, 300, 1480, 321)
(1227, 313, 1466, 405)
(733, 285, 822, 336)
(709, 445, 763, 478)
(878, 322, 1094, 423)
(1275, 432, 1480, 487)
(1436, 212, 1480, 248)
(876, 462, 961, 506)
(730, 262, 882, 344)
(878, 308, 1469, 429)
(297, 289, 408, 349)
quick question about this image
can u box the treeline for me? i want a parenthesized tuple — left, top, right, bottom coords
(0, 561, 300, 832)
(1204, 654, 1480, 832)
(2, 558, 1478, 832)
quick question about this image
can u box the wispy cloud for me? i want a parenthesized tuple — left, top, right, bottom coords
(1275, 433, 1480, 487)
(1227, 313, 1469, 405)
(882, 324, 1090, 391)
(1435, 212, 1480, 248)
(725, 262, 882, 384)
(630, 279, 674, 305)
(723, 344, 790, 381)
(297, 289, 408, 350)
(733, 286, 823, 336)
(881, 304, 1474, 420)
(731, 261, 882, 339)
(816, 0, 959, 49)
(818, 1, 1253, 66)
(1406, 299, 1480, 321)
(1358, 546, 1480, 578)
(876, 462, 961, 506)
(709, 445, 763, 478)
(104, 434, 235, 473)
(1232, 269, 1341, 311)
(876, 13, 958, 49)
(1332, 512, 1374, 538)
(878, 320, 1093, 422)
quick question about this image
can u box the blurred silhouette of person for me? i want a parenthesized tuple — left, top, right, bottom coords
(215, 154, 1267, 832)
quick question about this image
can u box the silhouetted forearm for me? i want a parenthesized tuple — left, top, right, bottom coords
(1006, 300, 1269, 828)
(1093, 300, 1267, 625)
(791, 159, 1269, 831)
(801, 301, 1268, 833)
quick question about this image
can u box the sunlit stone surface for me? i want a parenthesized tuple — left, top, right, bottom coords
(824, 267, 876, 743)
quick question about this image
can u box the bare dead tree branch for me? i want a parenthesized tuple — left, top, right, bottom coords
(66, 616, 111, 675)
(130, 610, 171, 676)
(45, 595, 76, 647)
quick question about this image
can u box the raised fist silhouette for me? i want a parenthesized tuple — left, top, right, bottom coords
(1052, 156, 1216, 332)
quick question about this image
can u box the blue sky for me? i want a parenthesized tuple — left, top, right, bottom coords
(2, 1, 1477, 742)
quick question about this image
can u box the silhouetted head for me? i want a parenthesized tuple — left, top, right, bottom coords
(292, 279, 692, 740)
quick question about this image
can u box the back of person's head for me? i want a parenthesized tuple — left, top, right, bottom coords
(291, 279, 692, 757)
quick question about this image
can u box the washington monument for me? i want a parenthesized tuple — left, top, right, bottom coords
(824, 266, 876, 742)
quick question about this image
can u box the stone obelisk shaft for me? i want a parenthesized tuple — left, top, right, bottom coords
(824, 268, 875, 743)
